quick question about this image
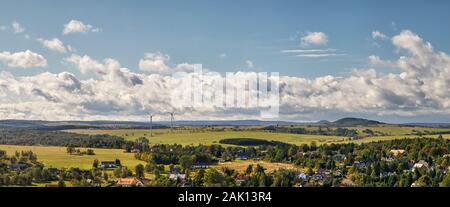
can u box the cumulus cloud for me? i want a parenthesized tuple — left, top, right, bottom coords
(37, 38, 68, 53)
(301, 32, 328, 46)
(12, 21, 25, 33)
(0, 50, 47, 68)
(368, 55, 395, 67)
(372, 30, 388, 40)
(245, 60, 254, 68)
(1, 30, 450, 121)
(138, 52, 197, 74)
(63, 20, 100, 35)
(0, 25, 7, 31)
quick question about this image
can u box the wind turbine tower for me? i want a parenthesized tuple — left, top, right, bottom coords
(169, 112, 174, 132)
(147, 113, 154, 137)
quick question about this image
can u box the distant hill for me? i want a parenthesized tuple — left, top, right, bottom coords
(0, 120, 167, 130)
(167, 120, 301, 126)
(0, 119, 299, 130)
(329, 117, 384, 127)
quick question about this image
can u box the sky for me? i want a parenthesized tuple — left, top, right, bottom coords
(1, 0, 450, 123)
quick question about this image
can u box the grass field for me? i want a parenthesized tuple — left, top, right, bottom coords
(67, 126, 450, 146)
(215, 160, 300, 173)
(0, 145, 145, 170)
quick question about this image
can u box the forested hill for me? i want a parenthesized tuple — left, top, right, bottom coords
(329, 118, 384, 127)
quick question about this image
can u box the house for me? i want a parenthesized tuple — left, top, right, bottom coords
(333, 183, 348, 187)
(413, 160, 429, 169)
(333, 154, 347, 161)
(169, 174, 186, 181)
(116, 178, 144, 187)
(333, 171, 342, 177)
(192, 163, 210, 169)
(234, 175, 248, 185)
(9, 163, 30, 171)
(390, 149, 405, 157)
(312, 173, 324, 181)
(100, 161, 118, 169)
(236, 152, 249, 160)
(297, 173, 308, 180)
(354, 161, 366, 169)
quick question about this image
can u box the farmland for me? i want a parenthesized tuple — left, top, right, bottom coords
(67, 125, 450, 146)
(0, 145, 145, 170)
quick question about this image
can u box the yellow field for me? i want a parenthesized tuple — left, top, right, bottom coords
(0, 145, 145, 170)
(215, 160, 300, 173)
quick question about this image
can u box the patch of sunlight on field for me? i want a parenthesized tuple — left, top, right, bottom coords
(0, 145, 145, 170)
(215, 160, 301, 173)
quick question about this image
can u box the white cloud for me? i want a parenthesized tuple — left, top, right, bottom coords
(63, 20, 100, 35)
(372, 30, 388, 40)
(37, 38, 68, 53)
(368, 55, 395, 67)
(219, 53, 227, 59)
(138, 52, 197, 74)
(12, 21, 25, 34)
(0, 25, 7, 31)
(301, 32, 328, 46)
(1, 30, 450, 121)
(139, 52, 171, 73)
(281, 49, 337, 53)
(245, 60, 254, 68)
(295, 53, 342, 58)
(0, 50, 47, 68)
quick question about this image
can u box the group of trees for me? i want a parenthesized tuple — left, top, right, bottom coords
(0, 150, 55, 186)
(66, 146, 95, 155)
(0, 129, 131, 149)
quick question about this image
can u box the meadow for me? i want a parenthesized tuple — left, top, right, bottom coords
(0, 145, 145, 170)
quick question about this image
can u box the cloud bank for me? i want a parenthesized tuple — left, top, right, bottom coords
(1, 30, 450, 121)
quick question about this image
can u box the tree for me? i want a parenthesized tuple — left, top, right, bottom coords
(86, 149, 95, 155)
(245, 165, 253, 175)
(203, 168, 226, 187)
(440, 174, 450, 187)
(57, 180, 66, 187)
(92, 159, 99, 169)
(415, 175, 431, 187)
(135, 164, 145, 179)
(115, 159, 122, 166)
(66, 146, 75, 154)
(179, 155, 194, 171)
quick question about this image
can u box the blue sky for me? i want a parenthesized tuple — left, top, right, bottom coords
(2, 0, 450, 122)
(1, 0, 449, 78)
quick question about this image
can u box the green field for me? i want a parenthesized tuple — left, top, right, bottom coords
(0, 145, 145, 170)
(67, 128, 346, 146)
(67, 125, 450, 146)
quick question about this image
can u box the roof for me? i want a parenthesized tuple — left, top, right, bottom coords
(169, 174, 186, 180)
(117, 178, 139, 185)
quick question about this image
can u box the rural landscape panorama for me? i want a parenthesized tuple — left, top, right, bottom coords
(1, 0, 450, 189)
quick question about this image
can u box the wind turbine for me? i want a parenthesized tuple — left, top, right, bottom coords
(169, 112, 175, 132)
(147, 113, 154, 137)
